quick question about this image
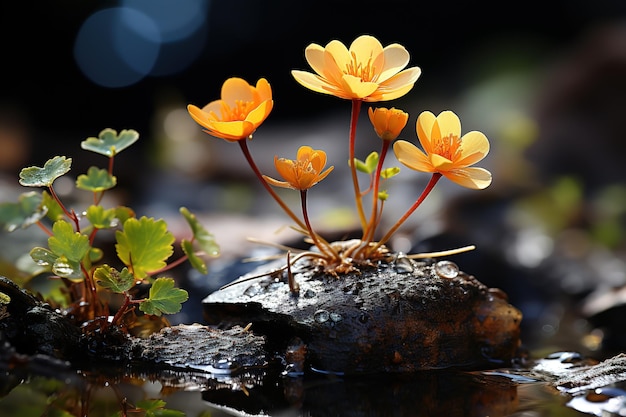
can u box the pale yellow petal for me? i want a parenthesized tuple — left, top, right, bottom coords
(349, 35, 384, 66)
(393, 140, 434, 172)
(442, 167, 492, 189)
(378, 43, 411, 82)
(367, 83, 415, 102)
(291, 70, 338, 96)
(435, 111, 462, 138)
(303, 43, 327, 76)
(455, 131, 490, 166)
(430, 153, 454, 171)
(416, 111, 436, 154)
(324, 39, 351, 74)
(379, 67, 421, 91)
(340, 75, 379, 99)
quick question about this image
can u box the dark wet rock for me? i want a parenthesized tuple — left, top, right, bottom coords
(133, 323, 268, 373)
(0, 276, 266, 375)
(203, 255, 523, 373)
(0, 276, 81, 359)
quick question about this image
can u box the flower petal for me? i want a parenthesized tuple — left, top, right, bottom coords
(263, 175, 292, 189)
(207, 121, 255, 141)
(341, 75, 379, 99)
(434, 111, 462, 138)
(221, 78, 255, 106)
(255, 78, 273, 101)
(349, 35, 383, 67)
(245, 99, 274, 127)
(416, 111, 436, 154)
(393, 140, 434, 172)
(430, 153, 455, 171)
(291, 70, 338, 96)
(455, 130, 490, 167)
(378, 43, 410, 82)
(442, 167, 492, 189)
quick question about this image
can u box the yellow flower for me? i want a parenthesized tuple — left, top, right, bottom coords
(264, 146, 334, 191)
(291, 35, 421, 102)
(187, 77, 273, 142)
(393, 110, 492, 189)
(368, 107, 409, 141)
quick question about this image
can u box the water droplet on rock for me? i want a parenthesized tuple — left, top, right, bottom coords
(393, 253, 414, 273)
(243, 285, 262, 297)
(313, 309, 330, 323)
(211, 358, 239, 374)
(435, 260, 459, 279)
(303, 289, 316, 298)
(330, 312, 342, 322)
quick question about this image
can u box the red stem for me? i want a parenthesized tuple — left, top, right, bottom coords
(362, 140, 390, 243)
(348, 99, 367, 230)
(371, 173, 442, 252)
(238, 139, 307, 230)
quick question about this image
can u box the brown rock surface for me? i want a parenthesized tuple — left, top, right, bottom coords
(203, 255, 523, 373)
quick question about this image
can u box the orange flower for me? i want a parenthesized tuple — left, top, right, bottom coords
(187, 77, 273, 142)
(291, 35, 421, 102)
(264, 146, 334, 191)
(368, 107, 409, 141)
(393, 110, 492, 189)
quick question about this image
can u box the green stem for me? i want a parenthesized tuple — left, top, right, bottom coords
(238, 140, 307, 231)
(348, 99, 367, 231)
(371, 173, 442, 253)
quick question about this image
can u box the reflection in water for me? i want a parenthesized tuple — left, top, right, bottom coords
(0, 355, 544, 417)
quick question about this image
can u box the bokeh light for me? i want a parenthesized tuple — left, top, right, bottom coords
(74, 0, 209, 88)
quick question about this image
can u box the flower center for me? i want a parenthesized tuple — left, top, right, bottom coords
(345, 53, 377, 82)
(212, 100, 255, 122)
(434, 134, 462, 161)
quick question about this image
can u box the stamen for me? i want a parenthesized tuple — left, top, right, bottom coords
(434, 134, 462, 160)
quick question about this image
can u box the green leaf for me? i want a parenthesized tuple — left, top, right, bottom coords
(48, 220, 90, 262)
(381, 166, 400, 179)
(0, 292, 10, 304)
(135, 399, 185, 417)
(86, 205, 117, 229)
(139, 277, 188, 316)
(52, 255, 84, 280)
(19, 156, 72, 187)
(94, 265, 134, 293)
(114, 206, 135, 226)
(81, 128, 139, 157)
(179, 207, 220, 257)
(181, 239, 207, 274)
(378, 190, 389, 201)
(30, 247, 58, 267)
(0, 191, 47, 232)
(42, 191, 65, 221)
(76, 166, 117, 192)
(353, 152, 379, 175)
(115, 217, 174, 278)
(88, 247, 103, 263)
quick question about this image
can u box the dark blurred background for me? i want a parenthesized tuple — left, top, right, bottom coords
(2, 0, 626, 353)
